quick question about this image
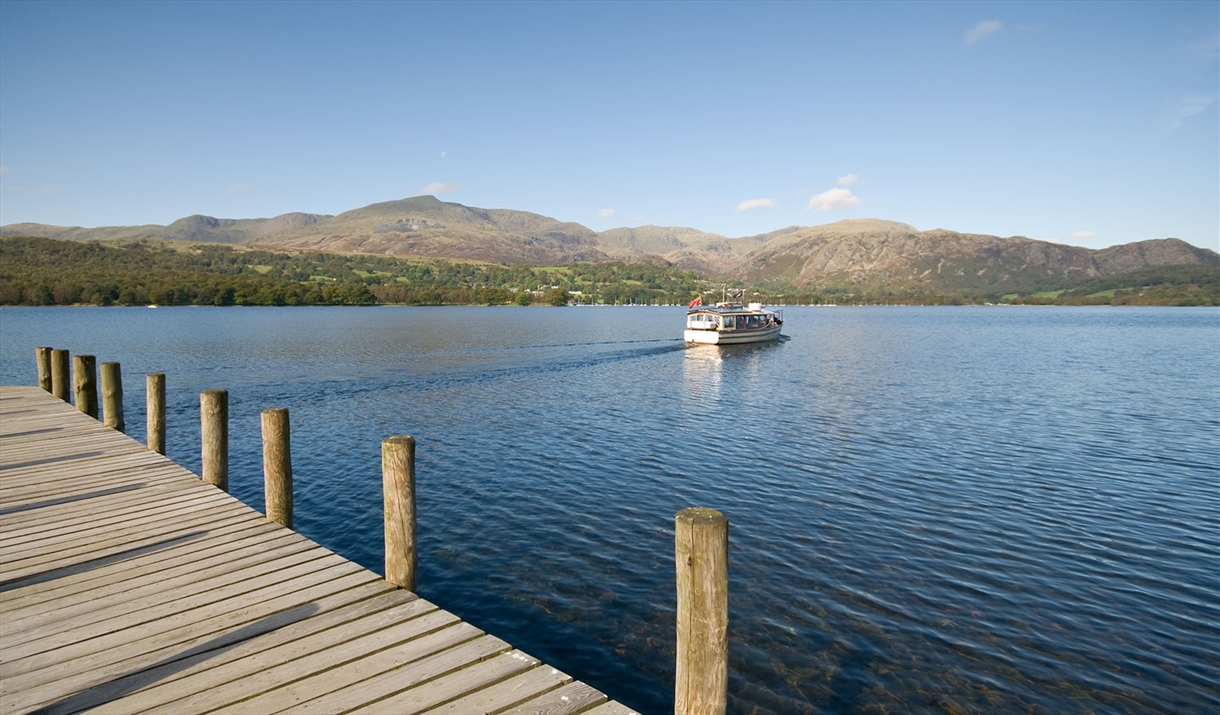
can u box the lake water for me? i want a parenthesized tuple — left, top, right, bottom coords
(1, 305, 1217, 714)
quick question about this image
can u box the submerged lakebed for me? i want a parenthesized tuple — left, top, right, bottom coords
(1, 305, 1217, 714)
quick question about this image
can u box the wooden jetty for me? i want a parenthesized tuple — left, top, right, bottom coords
(0, 385, 638, 715)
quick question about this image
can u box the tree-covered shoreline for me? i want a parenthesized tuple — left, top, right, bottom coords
(2, 236, 1217, 307)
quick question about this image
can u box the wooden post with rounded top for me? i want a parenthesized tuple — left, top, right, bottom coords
(36, 347, 53, 392)
(147, 373, 166, 454)
(382, 436, 417, 592)
(51, 349, 70, 402)
(675, 507, 729, 715)
(101, 362, 124, 432)
(261, 408, 293, 528)
(73, 355, 98, 418)
(200, 389, 228, 492)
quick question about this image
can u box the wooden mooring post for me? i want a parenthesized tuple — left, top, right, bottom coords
(73, 354, 98, 418)
(101, 361, 124, 432)
(50, 349, 70, 402)
(382, 435, 417, 592)
(261, 407, 294, 528)
(675, 507, 729, 715)
(200, 388, 228, 492)
(147, 373, 166, 454)
(35, 347, 52, 392)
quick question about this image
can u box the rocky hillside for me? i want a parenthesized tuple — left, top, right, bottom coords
(4, 196, 1216, 292)
(716, 220, 1218, 293)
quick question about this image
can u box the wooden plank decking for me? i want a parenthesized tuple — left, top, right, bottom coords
(0, 386, 637, 715)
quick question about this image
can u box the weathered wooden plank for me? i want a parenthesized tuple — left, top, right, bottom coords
(0, 433, 136, 458)
(0, 512, 256, 589)
(0, 572, 386, 714)
(134, 615, 475, 715)
(0, 486, 229, 542)
(0, 478, 210, 530)
(500, 681, 609, 715)
(1, 552, 357, 665)
(0, 448, 166, 472)
(0, 521, 278, 607)
(0, 490, 237, 554)
(2, 537, 321, 637)
(0, 528, 304, 621)
(0, 463, 189, 504)
(0, 423, 149, 453)
(9, 580, 408, 715)
(285, 634, 512, 715)
(417, 662, 572, 715)
(0, 445, 159, 477)
(582, 701, 644, 715)
(0, 485, 243, 544)
(204, 621, 482, 715)
(0, 461, 198, 502)
(354, 650, 543, 715)
(0, 506, 258, 579)
(0, 456, 198, 494)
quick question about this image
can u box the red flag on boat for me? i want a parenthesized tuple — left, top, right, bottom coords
(688, 296, 702, 308)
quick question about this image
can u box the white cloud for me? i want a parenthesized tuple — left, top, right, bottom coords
(836, 173, 859, 186)
(734, 198, 777, 211)
(440, 151, 447, 158)
(224, 182, 253, 193)
(1072, 230, 1096, 239)
(1164, 95, 1217, 133)
(966, 20, 1002, 45)
(807, 187, 860, 211)
(596, 208, 615, 218)
(423, 182, 460, 194)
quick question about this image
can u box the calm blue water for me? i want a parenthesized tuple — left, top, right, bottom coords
(1, 305, 1217, 714)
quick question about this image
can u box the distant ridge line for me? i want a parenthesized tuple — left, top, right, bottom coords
(3, 195, 1216, 289)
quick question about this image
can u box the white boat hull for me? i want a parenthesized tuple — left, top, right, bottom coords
(684, 325, 782, 345)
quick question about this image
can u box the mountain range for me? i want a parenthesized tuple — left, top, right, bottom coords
(4, 195, 1216, 294)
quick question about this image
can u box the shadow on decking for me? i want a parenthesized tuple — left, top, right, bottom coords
(0, 484, 147, 516)
(0, 531, 208, 593)
(28, 602, 322, 715)
(1, 427, 64, 439)
(0, 451, 106, 471)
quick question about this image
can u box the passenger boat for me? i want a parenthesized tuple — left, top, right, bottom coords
(684, 296, 783, 345)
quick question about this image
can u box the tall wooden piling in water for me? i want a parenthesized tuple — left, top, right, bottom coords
(147, 373, 166, 454)
(675, 507, 729, 715)
(73, 355, 98, 418)
(200, 389, 228, 492)
(101, 362, 124, 432)
(382, 435, 417, 592)
(261, 407, 293, 528)
(35, 347, 52, 392)
(51, 349, 70, 402)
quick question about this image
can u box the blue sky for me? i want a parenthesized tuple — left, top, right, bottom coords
(1, 1, 1216, 250)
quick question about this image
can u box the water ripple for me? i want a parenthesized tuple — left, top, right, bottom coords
(1, 305, 1217, 714)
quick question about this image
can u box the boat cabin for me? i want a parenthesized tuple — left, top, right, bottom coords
(684, 302, 783, 345)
